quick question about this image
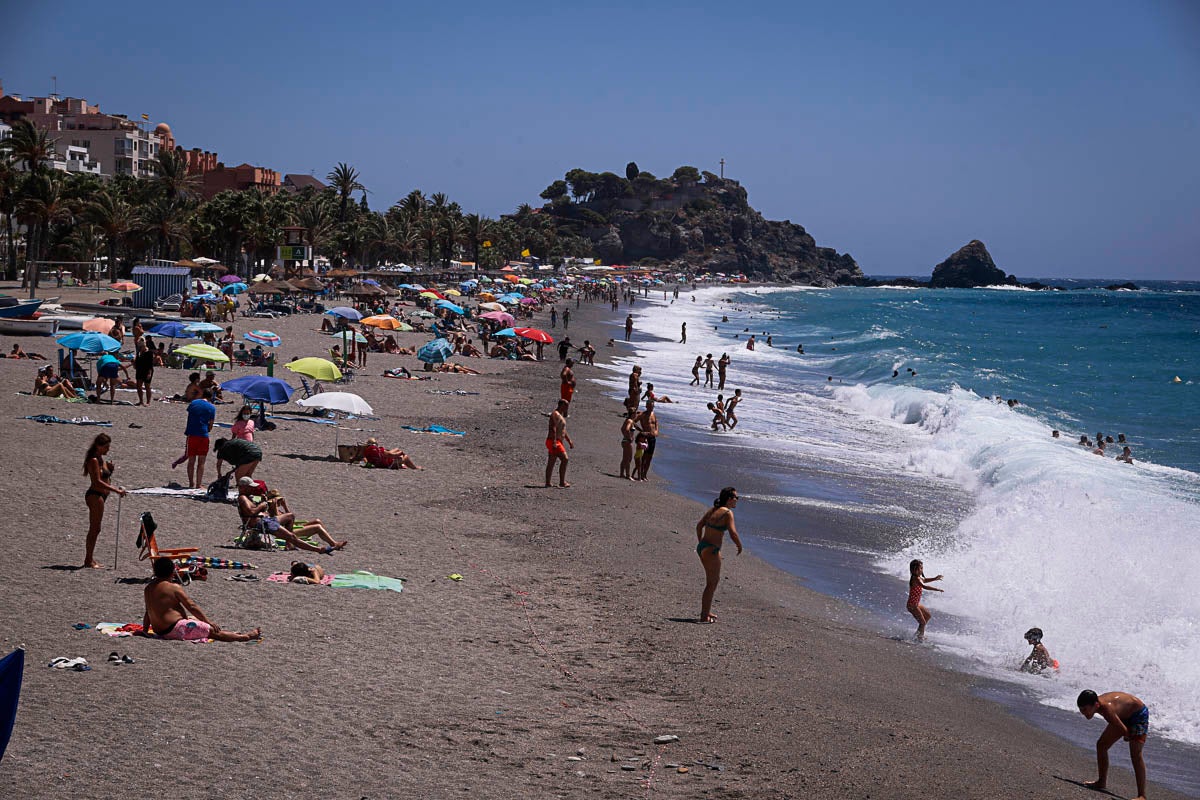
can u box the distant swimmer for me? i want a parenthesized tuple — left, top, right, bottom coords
(721, 315, 729, 322)
(680, 322, 687, 344)
(1079, 435, 1092, 447)
(893, 370, 899, 378)
(796, 344, 804, 354)
(717, 353, 730, 390)
(1052, 430, 1060, 438)
(1093, 442, 1106, 456)
(1076, 690, 1150, 800)
(906, 559, 944, 642)
(746, 335, 756, 351)
(1019, 628, 1057, 674)
(766, 335, 773, 347)
(1116, 446, 1134, 464)
(1117, 433, 1127, 444)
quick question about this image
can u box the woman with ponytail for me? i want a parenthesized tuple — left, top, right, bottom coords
(694, 486, 743, 623)
(82, 433, 126, 568)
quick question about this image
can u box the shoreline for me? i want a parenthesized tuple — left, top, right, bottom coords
(0, 285, 1190, 799)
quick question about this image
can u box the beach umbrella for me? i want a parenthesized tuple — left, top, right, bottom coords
(519, 297, 539, 306)
(503, 275, 521, 284)
(193, 279, 221, 293)
(325, 306, 363, 321)
(362, 279, 381, 287)
(412, 310, 435, 319)
(479, 311, 514, 325)
(189, 293, 218, 302)
(515, 327, 553, 344)
(220, 375, 294, 404)
(56, 332, 122, 353)
(219, 274, 241, 284)
(252, 273, 273, 282)
(82, 318, 116, 333)
(362, 315, 402, 330)
(443, 288, 462, 297)
(244, 330, 282, 347)
(408, 283, 426, 292)
(285, 357, 343, 382)
(492, 328, 516, 338)
(174, 343, 230, 363)
(479, 276, 493, 284)
(435, 299, 465, 315)
(417, 338, 453, 364)
(297, 392, 373, 416)
(146, 321, 196, 339)
(184, 322, 224, 334)
(478, 302, 504, 312)
(222, 282, 248, 295)
(478, 293, 497, 302)
(419, 291, 443, 300)
(108, 281, 141, 293)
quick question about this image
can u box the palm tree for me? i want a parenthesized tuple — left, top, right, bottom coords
(4, 120, 58, 174)
(0, 152, 19, 280)
(17, 173, 74, 292)
(154, 149, 200, 201)
(419, 214, 439, 268)
(139, 195, 188, 261)
(326, 163, 364, 225)
(439, 212, 466, 268)
(296, 196, 334, 265)
(463, 213, 492, 273)
(86, 189, 136, 281)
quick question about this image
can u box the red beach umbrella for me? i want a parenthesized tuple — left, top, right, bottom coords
(514, 327, 553, 344)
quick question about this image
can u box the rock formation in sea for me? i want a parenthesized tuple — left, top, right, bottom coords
(929, 240, 1016, 288)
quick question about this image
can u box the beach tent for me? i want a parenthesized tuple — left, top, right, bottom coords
(130, 265, 190, 309)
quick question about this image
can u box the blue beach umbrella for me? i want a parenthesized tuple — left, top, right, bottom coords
(189, 294, 218, 302)
(325, 306, 363, 321)
(492, 328, 516, 337)
(145, 321, 196, 339)
(244, 330, 281, 347)
(363, 279, 381, 287)
(56, 332, 122, 353)
(184, 322, 225, 333)
(222, 282, 248, 295)
(220, 375, 295, 404)
(435, 299, 465, 315)
(417, 338, 453, 364)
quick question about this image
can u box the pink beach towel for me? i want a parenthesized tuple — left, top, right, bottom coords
(267, 572, 333, 585)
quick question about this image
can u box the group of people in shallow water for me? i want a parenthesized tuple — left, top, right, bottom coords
(907, 557, 1151, 799)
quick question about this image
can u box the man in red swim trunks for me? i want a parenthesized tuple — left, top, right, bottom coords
(559, 358, 576, 416)
(544, 399, 574, 488)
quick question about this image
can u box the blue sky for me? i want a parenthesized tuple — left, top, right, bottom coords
(5, 1, 1199, 279)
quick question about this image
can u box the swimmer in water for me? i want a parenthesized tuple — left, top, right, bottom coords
(906, 559, 943, 642)
(1020, 627, 1055, 674)
(1116, 446, 1134, 464)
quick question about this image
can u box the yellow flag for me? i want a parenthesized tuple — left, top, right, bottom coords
(482, 240, 492, 248)
(521, 248, 530, 257)
(594, 258, 601, 265)
(141, 114, 149, 121)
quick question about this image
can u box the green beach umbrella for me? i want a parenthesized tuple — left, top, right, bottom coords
(174, 343, 230, 363)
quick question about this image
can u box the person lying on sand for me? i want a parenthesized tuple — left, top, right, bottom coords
(144, 557, 261, 642)
(237, 478, 347, 553)
(460, 342, 483, 358)
(1077, 690, 1150, 800)
(363, 437, 423, 470)
(10, 344, 46, 359)
(34, 365, 78, 397)
(289, 561, 326, 584)
(436, 363, 480, 374)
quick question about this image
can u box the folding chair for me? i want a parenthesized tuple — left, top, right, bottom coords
(136, 512, 200, 575)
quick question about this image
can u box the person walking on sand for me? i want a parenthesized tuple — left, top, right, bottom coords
(625, 314, 634, 341)
(550, 307, 557, 328)
(906, 559, 943, 642)
(703, 354, 715, 388)
(544, 399, 574, 488)
(173, 388, 216, 489)
(635, 399, 659, 481)
(560, 358, 576, 416)
(1077, 690, 1150, 800)
(134, 339, 155, 406)
(562, 308, 570, 329)
(690, 356, 702, 386)
(695, 487, 743, 623)
(82, 433, 126, 569)
(619, 411, 636, 480)
(680, 322, 687, 344)
(144, 557, 261, 642)
(717, 353, 730, 390)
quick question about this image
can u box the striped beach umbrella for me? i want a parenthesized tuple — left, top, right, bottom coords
(244, 330, 281, 347)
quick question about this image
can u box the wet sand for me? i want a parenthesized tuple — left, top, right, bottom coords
(0, 285, 1185, 799)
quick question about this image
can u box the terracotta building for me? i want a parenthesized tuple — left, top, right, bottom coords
(200, 163, 281, 199)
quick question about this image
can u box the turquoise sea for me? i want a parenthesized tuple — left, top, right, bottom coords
(597, 279, 1200, 791)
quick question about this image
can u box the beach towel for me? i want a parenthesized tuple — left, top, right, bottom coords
(15, 390, 88, 403)
(23, 414, 112, 426)
(127, 486, 207, 497)
(96, 622, 144, 637)
(0, 649, 23, 762)
(401, 424, 465, 436)
(266, 414, 339, 425)
(182, 556, 257, 570)
(331, 571, 404, 593)
(426, 389, 479, 396)
(266, 572, 333, 585)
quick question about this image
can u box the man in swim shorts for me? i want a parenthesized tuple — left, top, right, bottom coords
(179, 388, 216, 489)
(144, 557, 260, 642)
(544, 399, 574, 488)
(1077, 689, 1150, 800)
(636, 399, 659, 481)
(560, 358, 576, 416)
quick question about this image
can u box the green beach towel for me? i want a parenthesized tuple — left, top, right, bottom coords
(331, 570, 404, 593)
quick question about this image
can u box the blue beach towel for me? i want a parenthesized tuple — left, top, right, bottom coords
(0, 648, 24, 762)
(401, 424, 465, 436)
(23, 415, 112, 426)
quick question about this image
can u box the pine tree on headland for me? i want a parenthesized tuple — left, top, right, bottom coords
(626, 162, 639, 182)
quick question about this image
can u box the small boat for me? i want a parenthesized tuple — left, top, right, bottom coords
(0, 298, 45, 319)
(38, 314, 95, 331)
(0, 317, 60, 336)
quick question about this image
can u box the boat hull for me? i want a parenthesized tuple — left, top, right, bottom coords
(0, 318, 60, 336)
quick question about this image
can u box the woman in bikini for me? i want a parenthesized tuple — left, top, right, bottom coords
(695, 487, 743, 623)
(83, 433, 126, 569)
(906, 559, 944, 642)
(619, 412, 636, 480)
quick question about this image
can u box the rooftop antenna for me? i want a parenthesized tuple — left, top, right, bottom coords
(50, 75, 59, 99)
(719, 158, 725, 179)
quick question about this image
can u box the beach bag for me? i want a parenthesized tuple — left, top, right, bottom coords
(206, 472, 231, 502)
(337, 444, 364, 462)
(240, 518, 278, 550)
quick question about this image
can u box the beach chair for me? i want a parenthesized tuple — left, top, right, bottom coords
(299, 377, 315, 399)
(136, 512, 199, 566)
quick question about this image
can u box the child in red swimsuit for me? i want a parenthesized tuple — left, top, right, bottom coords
(906, 559, 944, 642)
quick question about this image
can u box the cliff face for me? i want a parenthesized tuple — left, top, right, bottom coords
(930, 240, 1015, 288)
(539, 167, 862, 285)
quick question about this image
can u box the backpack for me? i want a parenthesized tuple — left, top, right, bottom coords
(206, 472, 231, 502)
(240, 517, 279, 550)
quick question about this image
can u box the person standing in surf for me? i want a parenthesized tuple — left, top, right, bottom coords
(695, 487, 743, 623)
(906, 559, 943, 642)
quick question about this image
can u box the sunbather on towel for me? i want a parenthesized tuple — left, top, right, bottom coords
(435, 363, 480, 374)
(144, 557, 260, 642)
(34, 365, 77, 398)
(289, 561, 326, 584)
(363, 438, 423, 470)
(237, 479, 347, 553)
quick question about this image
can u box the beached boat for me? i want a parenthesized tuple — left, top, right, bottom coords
(37, 314, 95, 330)
(0, 298, 45, 318)
(0, 317, 60, 336)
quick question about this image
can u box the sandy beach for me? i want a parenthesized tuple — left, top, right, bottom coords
(0, 286, 1186, 800)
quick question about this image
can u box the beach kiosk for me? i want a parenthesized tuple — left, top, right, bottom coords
(279, 227, 311, 279)
(130, 265, 191, 309)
